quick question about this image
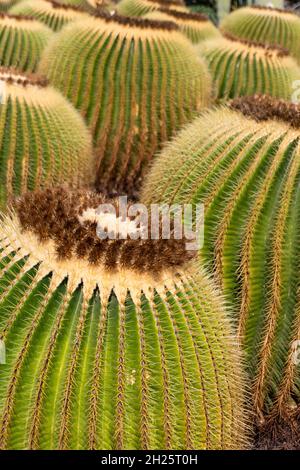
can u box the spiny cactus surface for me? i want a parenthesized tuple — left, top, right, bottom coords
(221, 6, 300, 64)
(51, 0, 97, 11)
(117, 0, 188, 18)
(0, 186, 248, 450)
(141, 95, 300, 423)
(0, 13, 52, 72)
(199, 34, 300, 101)
(0, 0, 20, 11)
(144, 8, 221, 44)
(0, 69, 93, 208)
(10, 0, 89, 32)
(39, 13, 212, 195)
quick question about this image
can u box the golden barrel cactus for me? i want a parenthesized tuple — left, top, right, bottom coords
(117, 0, 188, 18)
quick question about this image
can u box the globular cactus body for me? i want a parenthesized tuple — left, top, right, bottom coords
(0, 13, 52, 72)
(141, 95, 300, 425)
(221, 6, 300, 64)
(0, 69, 93, 208)
(10, 0, 89, 32)
(39, 13, 212, 194)
(117, 0, 188, 18)
(0, 187, 248, 450)
(200, 35, 300, 101)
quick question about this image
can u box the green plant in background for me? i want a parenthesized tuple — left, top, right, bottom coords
(199, 34, 300, 101)
(0, 69, 93, 208)
(0, 13, 52, 72)
(10, 0, 90, 32)
(0, 0, 21, 11)
(141, 95, 300, 427)
(0, 186, 249, 450)
(220, 6, 300, 64)
(144, 8, 221, 43)
(117, 0, 188, 18)
(39, 12, 212, 195)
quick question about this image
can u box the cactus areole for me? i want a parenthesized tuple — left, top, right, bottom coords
(0, 187, 248, 450)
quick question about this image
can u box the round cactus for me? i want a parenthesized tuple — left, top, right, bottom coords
(0, 186, 249, 450)
(0, 0, 21, 11)
(117, 0, 188, 18)
(220, 6, 300, 65)
(10, 0, 90, 32)
(144, 8, 221, 44)
(39, 12, 212, 195)
(0, 13, 52, 72)
(141, 94, 300, 425)
(199, 34, 300, 101)
(0, 69, 93, 208)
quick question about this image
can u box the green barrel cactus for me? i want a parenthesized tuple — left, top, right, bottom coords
(117, 0, 188, 18)
(0, 0, 21, 11)
(220, 6, 300, 64)
(39, 13, 212, 195)
(0, 13, 52, 72)
(0, 68, 93, 208)
(0, 186, 249, 450)
(199, 34, 300, 101)
(144, 8, 221, 44)
(141, 94, 300, 425)
(10, 0, 90, 32)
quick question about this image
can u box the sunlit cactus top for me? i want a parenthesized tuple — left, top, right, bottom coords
(117, 0, 188, 17)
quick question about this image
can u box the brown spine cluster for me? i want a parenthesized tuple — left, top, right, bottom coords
(0, 67, 48, 87)
(157, 7, 208, 22)
(223, 32, 289, 57)
(0, 12, 36, 22)
(46, 0, 87, 13)
(92, 10, 179, 30)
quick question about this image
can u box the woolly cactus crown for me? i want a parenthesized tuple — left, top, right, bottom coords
(141, 95, 300, 427)
(117, 0, 188, 18)
(199, 34, 300, 101)
(10, 0, 90, 31)
(220, 6, 300, 64)
(0, 186, 249, 450)
(39, 11, 212, 195)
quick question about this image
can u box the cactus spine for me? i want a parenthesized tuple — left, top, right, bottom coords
(199, 35, 300, 101)
(141, 95, 300, 425)
(117, 0, 188, 18)
(0, 13, 52, 72)
(10, 0, 89, 32)
(220, 6, 300, 64)
(0, 69, 93, 208)
(39, 13, 212, 195)
(0, 187, 249, 450)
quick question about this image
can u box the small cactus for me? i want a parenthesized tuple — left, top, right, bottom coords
(220, 6, 300, 64)
(141, 95, 300, 425)
(199, 34, 300, 101)
(0, 186, 249, 450)
(117, 0, 188, 18)
(10, 0, 90, 32)
(0, 13, 52, 72)
(39, 12, 212, 195)
(144, 8, 221, 44)
(0, 69, 93, 208)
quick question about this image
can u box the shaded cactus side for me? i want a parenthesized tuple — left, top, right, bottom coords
(117, 0, 188, 18)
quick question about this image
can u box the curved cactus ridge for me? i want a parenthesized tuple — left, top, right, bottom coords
(199, 34, 300, 101)
(0, 186, 249, 450)
(144, 8, 221, 44)
(50, 0, 97, 11)
(141, 94, 300, 424)
(220, 6, 300, 65)
(0, 13, 52, 72)
(0, 69, 93, 209)
(10, 0, 90, 32)
(117, 0, 188, 18)
(39, 13, 212, 195)
(0, 0, 21, 11)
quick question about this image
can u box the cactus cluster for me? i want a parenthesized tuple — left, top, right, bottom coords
(200, 34, 300, 101)
(141, 94, 300, 424)
(0, 186, 248, 450)
(144, 8, 221, 44)
(10, 0, 89, 32)
(0, 13, 52, 72)
(0, 68, 93, 208)
(39, 12, 212, 195)
(117, 0, 188, 18)
(221, 6, 300, 64)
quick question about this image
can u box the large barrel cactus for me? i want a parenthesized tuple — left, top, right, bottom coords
(39, 12, 212, 195)
(0, 69, 93, 208)
(144, 8, 221, 44)
(220, 6, 300, 64)
(117, 0, 188, 18)
(141, 95, 300, 427)
(0, 186, 249, 450)
(199, 34, 300, 101)
(10, 0, 89, 32)
(0, 13, 52, 72)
